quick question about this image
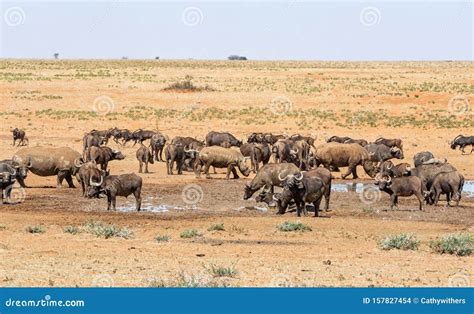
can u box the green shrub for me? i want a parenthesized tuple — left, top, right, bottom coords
(26, 225, 46, 234)
(206, 264, 238, 278)
(155, 235, 171, 243)
(180, 229, 202, 239)
(208, 223, 225, 231)
(83, 220, 133, 239)
(379, 233, 420, 250)
(430, 233, 473, 256)
(277, 221, 312, 232)
(64, 225, 80, 235)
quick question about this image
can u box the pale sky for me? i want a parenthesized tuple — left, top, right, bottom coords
(1, 1, 472, 60)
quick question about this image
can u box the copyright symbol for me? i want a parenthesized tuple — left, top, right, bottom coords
(413, 297, 419, 304)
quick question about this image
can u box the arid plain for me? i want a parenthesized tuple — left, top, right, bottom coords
(0, 60, 472, 287)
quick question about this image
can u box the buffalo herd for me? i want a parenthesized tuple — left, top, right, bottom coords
(0, 128, 471, 217)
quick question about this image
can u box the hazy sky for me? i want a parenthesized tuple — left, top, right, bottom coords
(0, 1, 472, 60)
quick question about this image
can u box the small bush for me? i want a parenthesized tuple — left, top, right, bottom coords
(155, 235, 171, 243)
(64, 225, 80, 235)
(206, 264, 238, 278)
(208, 223, 225, 231)
(430, 233, 473, 256)
(83, 220, 133, 239)
(379, 233, 420, 251)
(0, 225, 6, 231)
(26, 225, 46, 234)
(277, 221, 312, 232)
(163, 75, 215, 92)
(180, 229, 202, 239)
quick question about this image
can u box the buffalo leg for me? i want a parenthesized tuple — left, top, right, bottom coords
(134, 189, 141, 212)
(446, 192, 451, 207)
(138, 161, 143, 173)
(203, 162, 211, 179)
(57, 171, 68, 188)
(232, 167, 239, 179)
(145, 161, 149, 173)
(111, 194, 117, 211)
(324, 183, 331, 211)
(341, 165, 353, 180)
(415, 192, 424, 211)
(107, 194, 112, 211)
(0, 188, 3, 204)
(313, 200, 321, 217)
(389, 194, 396, 210)
(433, 190, 441, 206)
(65, 174, 75, 188)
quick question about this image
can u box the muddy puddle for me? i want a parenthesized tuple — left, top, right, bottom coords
(332, 180, 474, 198)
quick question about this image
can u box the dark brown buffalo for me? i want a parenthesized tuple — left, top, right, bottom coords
(375, 174, 424, 211)
(374, 137, 403, 150)
(205, 131, 242, 147)
(164, 143, 185, 175)
(379, 161, 412, 178)
(243, 163, 300, 199)
(274, 171, 326, 217)
(75, 161, 103, 197)
(326, 136, 352, 143)
(132, 129, 156, 146)
(82, 133, 105, 158)
(344, 138, 368, 147)
(12, 128, 28, 146)
(427, 171, 464, 206)
(136, 145, 154, 173)
(0, 159, 29, 188)
(86, 146, 125, 170)
(0, 163, 17, 204)
(87, 173, 142, 211)
(412, 162, 457, 191)
(413, 151, 434, 167)
(365, 143, 404, 163)
(150, 133, 167, 162)
(289, 134, 315, 147)
(450, 135, 474, 154)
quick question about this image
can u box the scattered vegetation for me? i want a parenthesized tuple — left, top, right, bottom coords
(205, 264, 238, 278)
(155, 234, 171, 243)
(63, 225, 81, 235)
(0, 225, 6, 231)
(180, 229, 202, 239)
(378, 233, 420, 251)
(163, 75, 216, 92)
(277, 221, 312, 232)
(148, 272, 227, 288)
(207, 223, 225, 231)
(77, 220, 134, 239)
(26, 225, 46, 234)
(430, 233, 473, 256)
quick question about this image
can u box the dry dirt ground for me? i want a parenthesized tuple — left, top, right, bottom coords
(0, 60, 473, 287)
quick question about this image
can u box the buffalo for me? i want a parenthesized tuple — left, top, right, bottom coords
(313, 143, 377, 179)
(205, 131, 242, 147)
(12, 128, 28, 146)
(0, 159, 29, 188)
(0, 163, 17, 203)
(450, 135, 474, 154)
(374, 137, 403, 150)
(375, 174, 424, 211)
(87, 173, 142, 211)
(427, 171, 464, 206)
(365, 143, 404, 163)
(164, 143, 185, 175)
(12, 147, 82, 188)
(413, 151, 434, 167)
(274, 171, 326, 217)
(150, 133, 167, 162)
(194, 146, 249, 179)
(136, 145, 154, 173)
(86, 146, 125, 171)
(243, 163, 300, 199)
(75, 161, 104, 197)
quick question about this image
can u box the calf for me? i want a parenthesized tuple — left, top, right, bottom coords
(87, 173, 142, 211)
(375, 174, 424, 211)
(136, 145, 154, 173)
(427, 171, 464, 206)
(150, 133, 167, 161)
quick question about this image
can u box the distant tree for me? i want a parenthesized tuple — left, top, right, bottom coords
(155, 56, 160, 60)
(228, 55, 247, 60)
(53, 53, 59, 59)
(121, 56, 128, 60)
